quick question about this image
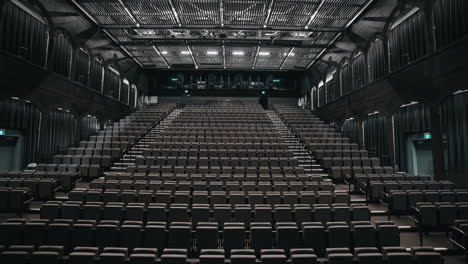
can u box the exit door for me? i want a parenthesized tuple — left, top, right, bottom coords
(0, 131, 24, 171)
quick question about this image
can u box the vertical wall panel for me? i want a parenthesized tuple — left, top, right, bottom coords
(120, 81, 129, 105)
(340, 63, 352, 95)
(80, 115, 100, 141)
(368, 38, 387, 82)
(0, 1, 48, 66)
(342, 118, 359, 144)
(434, 0, 468, 49)
(0, 98, 41, 167)
(393, 103, 431, 172)
(129, 85, 137, 108)
(389, 9, 428, 71)
(364, 112, 389, 164)
(318, 82, 325, 107)
(89, 57, 104, 91)
(326, 70, 337, 102)
(103, 67, 120, 99)
(49, 33, 73, 77)
(441, 91, 468, 179)
(351, 52, 367, 89)
(45, 109, 76, 159)
(74, 47, 90, 86)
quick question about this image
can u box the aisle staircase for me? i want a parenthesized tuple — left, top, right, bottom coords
(266, 110, 326, 177)
(107, 108, 183, 174)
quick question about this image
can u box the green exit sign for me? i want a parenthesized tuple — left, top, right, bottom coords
(423, 132, 432, 140)
(184, 90, 189, 94)
(273, 79, 280, 83)
(171, 78, 178, 81)
(0, 129, 5, 136)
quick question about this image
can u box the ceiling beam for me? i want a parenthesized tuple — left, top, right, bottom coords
(118, 40, 331, 49)
(222, 45, 226, 69)
(279, 47, 295, 69)
(263, 0, 275, 28)
(117, 0, 140, 26)
(168, 0, 182, 27)
(128, 34, 331, 43)
(220, 0, 224, 27)
(152, 45, 171, 68)
(102, 24, 342, 33)
(305, 0, 325, 29)
(252, 46, 260, 69)
(186, 45, 198, 69)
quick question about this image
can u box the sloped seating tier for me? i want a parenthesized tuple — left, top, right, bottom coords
(36, 104, 177, 180)
(0, 219, 398, 256)
(272, 104, 394, 181)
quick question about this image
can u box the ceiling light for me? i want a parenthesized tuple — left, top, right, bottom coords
(232, 51, 244, 56)
(258, 52, 270, 56)
(207, 51, 218, 55)
(181, 51, 190, 55)
(284, 52, 295, 56)
(161, 51, 168, 54)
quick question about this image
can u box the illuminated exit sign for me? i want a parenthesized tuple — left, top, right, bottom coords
(0, 129, 5, 136)
(423, 132, 432, 140)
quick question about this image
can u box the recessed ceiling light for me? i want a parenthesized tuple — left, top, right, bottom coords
(258, 52, 270, 56)
(207, 51, 218, 55)
(181, 51, 190, 55)
(232, 51, 244, 56)
(161, 51, 168, 54)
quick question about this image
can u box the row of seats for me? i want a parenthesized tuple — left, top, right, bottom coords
(41, 201, 369, 223)
(152, 135, 287, 140)
(53, 154, 117, 166)
(0, 220, 398, 253)
(369, 181, 457, 200)
(0, 178, 57, 199)
(316, 149, 370, 159)
(322, 157, 380, 169)
(355, 174, 431, 191)
(0, 171, 77, 191)
(68, 189, 349, 205)
(142, 149, 293, 157)
(125, 165, 306, 175)
(63, 147, 122, 158)
(388, 190, 468, 212)
(331, 166, 395, 181)
(0, 187, 32, 210)
(135, 157, 300, 167)
(89, 179, 334, 192)
(102, 172, 325, 182)
(35, 163, 100, 179)
(413, 202, 468, 228)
